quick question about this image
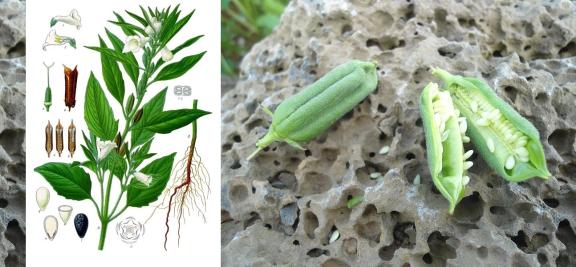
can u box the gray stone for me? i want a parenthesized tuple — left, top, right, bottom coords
(221, 0, 576, 266)
(0, 0, 25, 266)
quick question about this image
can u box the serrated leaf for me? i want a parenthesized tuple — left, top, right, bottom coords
(132, 88, 167, 147)
(126, 153, 176, 207)
(34, 163, 92, 201)
(154, 52, 206, 82)
(144, 108, 210, 134)
(84, 72, 118, 141)
(99, 36, 125, 104)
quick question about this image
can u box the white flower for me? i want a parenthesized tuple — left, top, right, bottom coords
(161, 47, 173, 61)
(133, 172, 152, 186)
(122, 36, 141, 53)
(150, 17, 162, 32)
(42, 30, 76, 51)
(50, 9, 82, 29)
(97, 140, 116, 160)
(145, 25, 154, 35)
(139, 36, 149, 48)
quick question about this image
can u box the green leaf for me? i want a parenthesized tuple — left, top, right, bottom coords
(144, 108, 210, 134)
(153, 35, 204, 72)
(154, 52, 206, 82)
(125, 10, 148, 26)
(160, 9, 193, 48)
(35, 163, 92, 201)
(109, 20, 146, 36)
(99, 36, 125, 104)
(105, 29, 140, 86)
(113, 12, 135, 36)
(139, 5, 152, 24)
(126, 153, 176, 207)
(132, 138, 154, 169)
(131, 88, 167, 147)
(102, 150, 127, 180)
(84, 72, 119, 141)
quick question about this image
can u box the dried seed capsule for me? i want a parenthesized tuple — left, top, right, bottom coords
(56, 120, 64, 157)
(68, 120, 76, 157)
(133, 109, 143, 123)
(45, 121, 53, 157)
(114, 132, 122, 149)
(248, 60, 379, 159)
(118, 142, 127, 157)
(64, 65, 78, 111)
(432, 68, 550, 182)
(420, 82, 470, 214)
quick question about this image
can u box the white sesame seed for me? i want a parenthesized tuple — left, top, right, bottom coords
(470, 101, 478, 113)
(439, 122, 446, 133)
(459, 119, 467, 134)
(370, 172, 382, 179)
(515, 147, 529, 157)
(462, 136, 470, 143)
(442, 131, 449, 142)
(505, 155, 515, 170)
(329, 230, 340, 243)
(464, 161, 473, 170)
(379, 146, 390, 155)
(463, 150, 474, 159)
(486, 137, 495, 153)
(413, 174, 421, 185)
(477, 118, 489, 126)
(434, 113, 441, 125)
(519, 156, 529, 162)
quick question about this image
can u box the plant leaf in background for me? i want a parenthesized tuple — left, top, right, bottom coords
(35, 163, 92, 201)
(221, 0, 289, 75)
(126, 153, 176, 207)
(144, 108, 210, 134)
(131, 88, 167, 147)
(99, 36, 125, 104)
(154, 51, 206, 81)
(84, 72, 119, 141)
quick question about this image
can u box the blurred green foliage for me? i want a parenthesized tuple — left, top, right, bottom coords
(221, 0, 289, 76)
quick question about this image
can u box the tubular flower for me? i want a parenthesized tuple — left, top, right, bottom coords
(161, 47, 173, 61)
(43, 30, 76, 50)
(122, 36, 141, 53)
(50, 9, 82, 29)
(133, 172, 152, 186)
(97, 140, 117, 160)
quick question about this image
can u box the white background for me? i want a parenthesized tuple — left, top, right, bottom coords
(26, 0, 220, 265)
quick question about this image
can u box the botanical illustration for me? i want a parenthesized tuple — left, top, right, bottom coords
(35, 5, 209, 250)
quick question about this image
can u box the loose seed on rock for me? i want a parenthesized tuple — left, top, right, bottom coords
(379, 146, 390, 155)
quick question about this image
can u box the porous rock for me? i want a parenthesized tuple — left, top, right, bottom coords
(0, 0, 25, 266)
(222, 0, 576, 266)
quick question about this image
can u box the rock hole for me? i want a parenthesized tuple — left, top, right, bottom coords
(503, 86, 518, 103)
(512, 202, 538, 223)
(244, 212, 261, 228)
(246, 119, 265, 131)
(548, 128, 576, 156)
(293, 240, 300, 246)
(321, 259, 349, 267)
(230, 160, 241, 169)
(453, 192, 484, 222)
(222, 143, 232, 152)
(341, 25, 353, 36)
(427, 231, 457, 263)
(477, 246, 488, 258)
(269, 171, 297, 191)
(343, 238, 358, 256)
(556, 219, 576, 266)
(537, 253, 547, 264)
(307, 248, 329, 257)
(543, 198, 559, 208)
(304, 211, 319, 239)
(366, 39, 381, 49)
(405, 153, 416, 160)
(559, 41, 576, 58)
(280, 203, 300, 230)
(438, 44, 463, 58)
(415, 118, 422, 127)
(305, 149, 312, 157)
(377, 104, 387, 113)
(535, 92, 548, 104)
(355, 221, 381, 244)
(422, 253, 433, 264)
(0, 198, 7, 208)
(299, 172, 333, 195)
(229, 184, 249, 202)
(4, 220, 24, 267)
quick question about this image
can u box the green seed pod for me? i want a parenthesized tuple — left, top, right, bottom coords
(44, 86, 52, 112)
(126, 94, 135, 114)
(432, 68, 550, 182)
(421, 82, 472, 214)
(248, 60, 379, 159)
(114, 132, 122, 149)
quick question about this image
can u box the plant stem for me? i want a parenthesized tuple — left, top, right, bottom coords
(97, 219, 108, 250)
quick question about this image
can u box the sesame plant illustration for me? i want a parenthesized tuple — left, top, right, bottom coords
(34, 5, 209, 250)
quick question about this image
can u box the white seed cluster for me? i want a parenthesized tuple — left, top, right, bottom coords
(430, 85, 473, 185)
(455, 88, 530, 170)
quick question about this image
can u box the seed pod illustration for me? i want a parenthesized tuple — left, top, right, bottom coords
(58, 205, 73, 225)
(118, 143, 127, 157)
(64, 65, 78, 111)
(249, 60, 379, 159)
(43, 62, 54, 111)
(45, 121, 53, 157)
(44, 215, 59, 240)
(36, 187, 50, 212)
(126, 94, 135, 114)
(56, 120, 64, 157)
(68, 120, 76, 157)
(74, 213, 89, 239)
(114, 132, 122, 150)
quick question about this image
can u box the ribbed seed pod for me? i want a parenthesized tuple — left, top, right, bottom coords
(133, 109, 143, 123)
(248, 60, 379, 159)
(64, 65, 78, 111)
(114, 132, 122, 151)
(420, 83, 472, 213)
(56, 120, 64, 157)
(126, 94, 135, 114)
(45, 121, 53, 157)
(432, 68, 550, 182)
(68, 120, 76, 157)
